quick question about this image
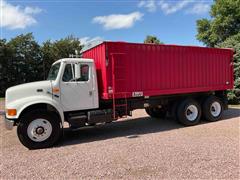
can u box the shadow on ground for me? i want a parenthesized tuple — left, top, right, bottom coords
(58, 108, 240, 147)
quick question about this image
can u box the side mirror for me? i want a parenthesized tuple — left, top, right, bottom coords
(74, 63, 81, 79)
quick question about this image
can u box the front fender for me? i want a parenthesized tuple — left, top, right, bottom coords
(6, 96, 64, 124)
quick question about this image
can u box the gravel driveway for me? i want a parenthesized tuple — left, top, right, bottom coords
(0, 100, 239, 179)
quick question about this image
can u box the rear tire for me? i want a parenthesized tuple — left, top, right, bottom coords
(202, 96, 223, 122)
(145, 107, 167, 119)
(17, 110, 61, 149)
(177, 99, 201, 126)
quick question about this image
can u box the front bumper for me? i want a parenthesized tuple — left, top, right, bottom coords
(4, 116, 15, 130)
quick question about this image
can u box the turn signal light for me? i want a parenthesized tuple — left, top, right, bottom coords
(7, 109, 17, 116)
(52, 88, 60, 93)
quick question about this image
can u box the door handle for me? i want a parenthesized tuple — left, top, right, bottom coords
(89, 91, 93, 96)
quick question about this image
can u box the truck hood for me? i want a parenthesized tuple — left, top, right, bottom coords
(5, 80, 52, 106)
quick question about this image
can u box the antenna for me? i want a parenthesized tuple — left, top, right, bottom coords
(75, 50, 78, 55)
(69, 50, 81, 58)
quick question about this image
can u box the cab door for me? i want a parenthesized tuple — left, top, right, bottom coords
(60, 62, 94, 111)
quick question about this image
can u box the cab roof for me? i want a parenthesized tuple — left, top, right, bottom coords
(53, 58, 94, 65)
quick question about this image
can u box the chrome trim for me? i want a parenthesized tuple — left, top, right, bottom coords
(4, 117, 14, 130)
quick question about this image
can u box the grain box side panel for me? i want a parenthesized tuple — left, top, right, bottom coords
(105, 42, 233, 98)
(105, 42, 128, 96)
(85, 42, 233, 99)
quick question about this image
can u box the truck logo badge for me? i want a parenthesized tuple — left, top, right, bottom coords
(132, 91, 143, 97)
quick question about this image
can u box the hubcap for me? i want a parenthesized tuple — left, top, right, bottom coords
(210, 102, 221, 117)
(185, 105, 198, 121)
(27, 119, 52, 142)
(36, 127, 44, 135)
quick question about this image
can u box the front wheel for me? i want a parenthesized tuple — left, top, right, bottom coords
(17, 110, 61, 149)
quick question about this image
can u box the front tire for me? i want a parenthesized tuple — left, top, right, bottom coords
(177, 99, 201, 126)
(202, 96, 223, 122)
(17, 110, 61, 149)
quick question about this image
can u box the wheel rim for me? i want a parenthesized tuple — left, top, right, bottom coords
(185, 105, 198, 121)
(27, 119, 52, 142)
(210, 102, 221, 117)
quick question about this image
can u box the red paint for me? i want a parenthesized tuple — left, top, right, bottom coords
(82, 42, 234, 100)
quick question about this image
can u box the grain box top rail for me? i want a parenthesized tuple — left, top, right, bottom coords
(80, 41, 233, 54)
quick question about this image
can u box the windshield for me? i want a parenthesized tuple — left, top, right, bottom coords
(47, 63, 61, 80)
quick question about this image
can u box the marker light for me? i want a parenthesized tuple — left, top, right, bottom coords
(52, 88, 60, 93)
(7, 109, 17, 116)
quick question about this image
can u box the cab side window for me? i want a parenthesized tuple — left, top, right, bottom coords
(62, 64, 74, 82)
(79, 64, 89, 81)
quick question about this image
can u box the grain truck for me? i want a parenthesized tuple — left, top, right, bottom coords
(4, 41, 234, 149)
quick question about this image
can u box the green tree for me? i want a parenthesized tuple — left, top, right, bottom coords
(218, 33, 240, 104)
(41, 40, 56, 78)
(144, 35, 163, 44)
(197, 0, 240, 104)
(42, 36, 82, 77)
(8, 33, 43, 84)
(196, 0, 240, 47)
(0, 34, 83, 97)
(0, 39, 13, 96)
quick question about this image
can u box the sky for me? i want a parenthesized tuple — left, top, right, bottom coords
(0, 0, 213, 46)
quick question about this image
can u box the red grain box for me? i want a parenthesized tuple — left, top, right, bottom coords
(82, 41, 234, 100)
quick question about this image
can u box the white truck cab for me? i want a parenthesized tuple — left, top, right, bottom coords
(5, 58, 99, 149)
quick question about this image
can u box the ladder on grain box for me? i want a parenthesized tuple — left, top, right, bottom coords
(111, 53, 128, 120)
